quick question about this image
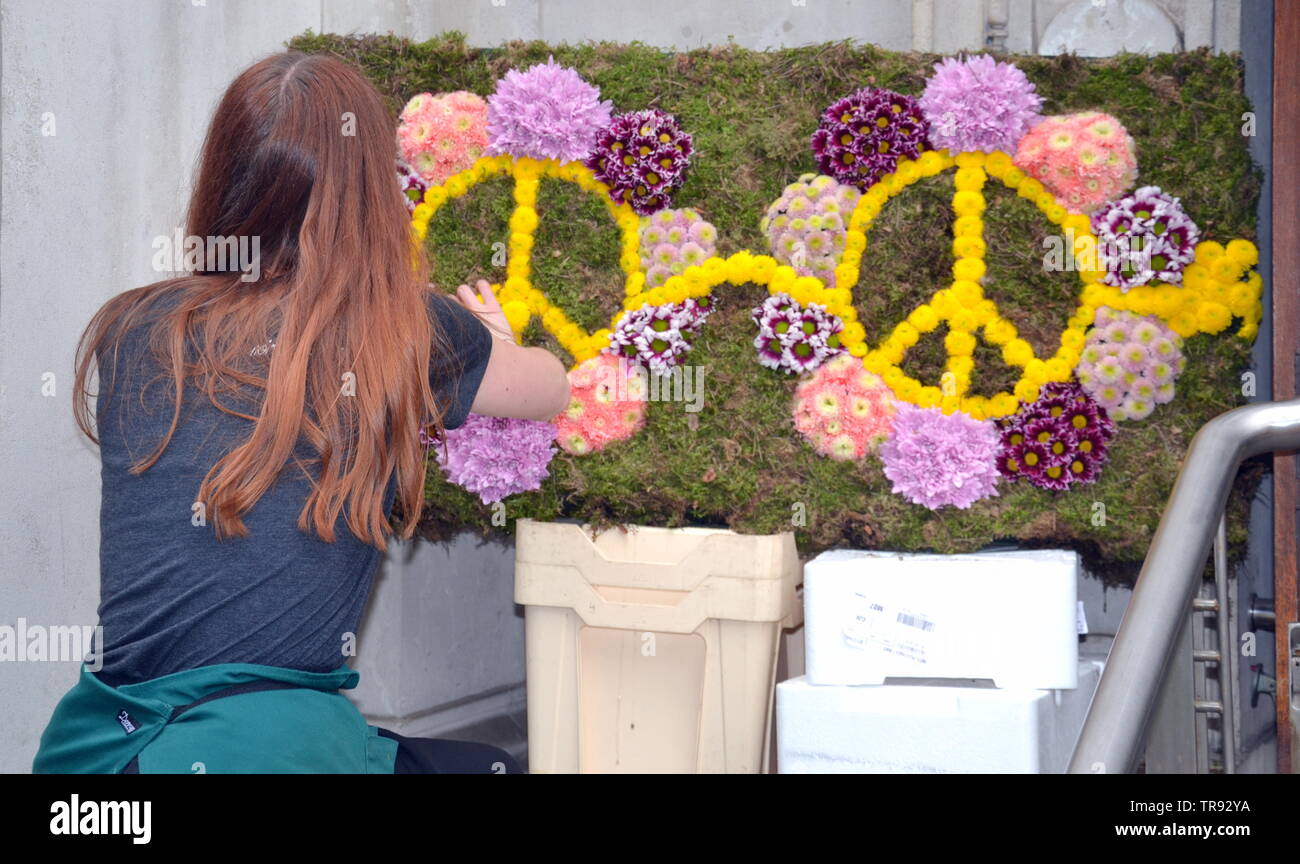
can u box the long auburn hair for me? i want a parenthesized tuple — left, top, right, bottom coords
(73, 50, 451, 550)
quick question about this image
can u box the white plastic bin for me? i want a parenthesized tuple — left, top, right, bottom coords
(776, 656, 1105, 774)
(803, 548, 1080, 689)
(514, 519, 800, 773)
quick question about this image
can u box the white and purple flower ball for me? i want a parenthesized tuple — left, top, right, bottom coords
(606, 297, 712, 375)
(751, 292, 845, 374)
(1091, 186, 1200, 292)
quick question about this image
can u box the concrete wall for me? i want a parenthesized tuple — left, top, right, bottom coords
(1, 0, 1249, 774)
(1, 0, 322, 774)
(320, 0, 1243, 53)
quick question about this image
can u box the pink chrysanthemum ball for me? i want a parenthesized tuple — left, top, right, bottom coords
(585, 109, 694, 215)
(1013, 111, 1137, 213)
(396, 159, 429, 214)
(919, 55, 1043, 154)
(1075, 306, 1185, 421)
(397, 91, 489, 185)
(761, 174, 862, 288)
(486, 57, 612, 163)
(792, 354, 898, 461)
(639, 208, 718, 287)
(554, 354, 648, 455)
(431, 414, 557, 504)
(879, 404, 1001, 510)
(811, 88, 931, 192)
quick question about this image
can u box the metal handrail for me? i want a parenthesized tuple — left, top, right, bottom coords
(1069, 397, 1300, 774)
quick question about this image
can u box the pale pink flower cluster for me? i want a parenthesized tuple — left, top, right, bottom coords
(792, 353, 898, 461)
(553, 354, 648, 455)
(1013, 111, 1137, 213)
(761, 174, 861, 289)
(397, 91, 490, 185)
(1076, 306, 1185, 421)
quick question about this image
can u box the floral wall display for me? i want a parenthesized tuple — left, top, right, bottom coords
(299, 33, 1263, 575)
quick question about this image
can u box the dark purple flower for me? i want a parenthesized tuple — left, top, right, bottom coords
(997, 381, 1114, 490)
(811, 87, 931, 192)
(585, 109, 693, 215)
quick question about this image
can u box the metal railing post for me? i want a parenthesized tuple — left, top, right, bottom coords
(1069, 398, 1300, 774)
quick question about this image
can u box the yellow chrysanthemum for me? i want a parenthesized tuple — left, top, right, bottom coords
(908, 304, 939, 332)
(952, 257, 986, 282)
(953, 215, 984, 238)
(952, 190, 986, 217)
(945, 330, 976, 356)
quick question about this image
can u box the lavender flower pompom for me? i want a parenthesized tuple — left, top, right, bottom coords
(879, 404, 1001, 510)
(919, 55, 1043, 155)
(485, 57, 612, 162)
(431, 414, 557, 504)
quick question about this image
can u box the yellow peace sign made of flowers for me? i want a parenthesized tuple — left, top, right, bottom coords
(410, 150, 1262, 421)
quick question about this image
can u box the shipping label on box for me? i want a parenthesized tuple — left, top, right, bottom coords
(804, 549, 1079, 689)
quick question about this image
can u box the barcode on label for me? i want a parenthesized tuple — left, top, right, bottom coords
(896, 612, 935, 632)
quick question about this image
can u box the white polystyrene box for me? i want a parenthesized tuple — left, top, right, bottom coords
(803, 548, 1079, 689)
(776, 658, 1103, 774)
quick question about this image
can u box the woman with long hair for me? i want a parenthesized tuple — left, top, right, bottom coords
(32, 50, 570, 773)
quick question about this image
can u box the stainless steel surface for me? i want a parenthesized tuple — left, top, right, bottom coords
(1069, 398, 1300, 774)
(1214, 515, 1236, 773)
(1249, 594, 1276, 631)
(1193, 589, 1213, 772)
(1144, 616, 1200, 773)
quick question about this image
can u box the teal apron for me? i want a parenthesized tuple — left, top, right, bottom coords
(32, 662, 397, 774)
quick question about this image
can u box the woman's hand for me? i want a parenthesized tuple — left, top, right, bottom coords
(452, 278, 570, 421)
(453, 279, 514, 343)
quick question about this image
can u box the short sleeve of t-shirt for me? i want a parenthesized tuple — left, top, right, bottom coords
(427, 293, 494, 430)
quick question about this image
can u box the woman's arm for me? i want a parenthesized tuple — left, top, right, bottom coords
(453, 280, 571, 423)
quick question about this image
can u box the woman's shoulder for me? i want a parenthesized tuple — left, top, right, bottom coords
(425, 289, 491, 347)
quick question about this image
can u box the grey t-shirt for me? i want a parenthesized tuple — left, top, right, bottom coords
(91, 290, 493, 685)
